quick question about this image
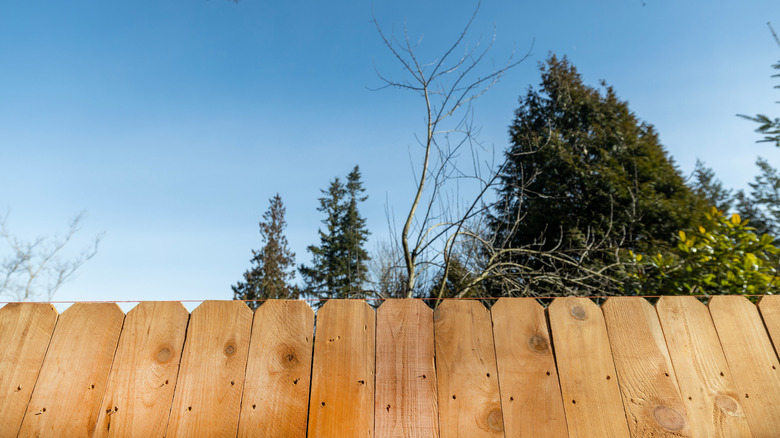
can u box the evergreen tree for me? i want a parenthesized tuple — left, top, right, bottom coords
(692, 161, 732, 213)
(300, 167, 371, 300)
(300, 178, 346, 300)
(489, 55, 705, 295)
(738, 23, 780, 147)
(736, 157, 780, 237)
(233, 194, 297, 309)
(342, 166, 371, 295)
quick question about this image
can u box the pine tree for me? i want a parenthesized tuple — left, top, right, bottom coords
(489, 55, 705, 295)
(738, 23, 780, 147)
(300, 166, 371, 300)
(300, 178, 346, 300)
(736, 157, 780, 237)
(232, 194, 297, 309)
(342, 166, 371, 295)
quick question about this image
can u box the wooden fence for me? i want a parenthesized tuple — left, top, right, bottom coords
(1, 296, 780, 437)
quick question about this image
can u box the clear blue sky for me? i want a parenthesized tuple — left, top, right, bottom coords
(2, 0, 780, 307)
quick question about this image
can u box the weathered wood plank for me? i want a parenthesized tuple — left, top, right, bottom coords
(758, 295, 780, 359)
(0, 303, 58, 438)
(491, 298, 568, 438)
(602, 297, 691, 437)
(93, 301, 189, 437)
(547, 297, 630, 438)
(307, 299, 375, 438)
(18, 303, 124, 437)
(656, 297, 751, 438)
(166, 300, 253, 437)
(374, 299, 439, 438)
(709, 296, 780, 437)
(237, 300, 314, 438)
(433, 300, 503, 437)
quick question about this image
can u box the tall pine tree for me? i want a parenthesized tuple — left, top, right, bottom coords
(300, 166, 370, 300)
(489, 55, 705, 295)
(233, 194, 297, 309)
(343, 166, 370, 294)
(300, 178, 346, 299)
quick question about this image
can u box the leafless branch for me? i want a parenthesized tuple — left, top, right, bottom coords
(0, 211, 102, 301)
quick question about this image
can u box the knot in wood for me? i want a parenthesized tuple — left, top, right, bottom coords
(224, 343, 236, 356)
(570, 305, 587, 320)
(652, 405, 686, 431)
(486, 407, 504, 432)
(156, 346, 172, 363)
(716, 394, 740, 416)
(528, 334, 548, 353)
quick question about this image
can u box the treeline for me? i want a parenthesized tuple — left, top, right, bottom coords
(233, 50, 780, 305)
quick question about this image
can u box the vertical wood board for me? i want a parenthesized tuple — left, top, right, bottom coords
(93, 301, 189, 437)
(602, 298, 691, 437)
(709, 296, 780, 437)
(0, 303, 58, 438)
(307, 300, 376, 438)
(656, 297, 751, 438)
(166, 300, 253, 437)
(18, 303, 124, 437)
(433, 300, 504, 437)
(758, 296, 780, 360)
(491, 298, 568, 438)
(237, 300, 314, 438)
(547, 297, 630, 438)
(374, 300, 439, 438)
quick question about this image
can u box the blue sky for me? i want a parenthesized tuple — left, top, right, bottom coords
(2, 0, 780, 307)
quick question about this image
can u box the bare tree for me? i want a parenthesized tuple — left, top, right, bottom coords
(372, 2, 530, 297)
(1, 211, 102, 301)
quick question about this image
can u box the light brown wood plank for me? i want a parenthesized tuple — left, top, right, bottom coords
(166, 300, 253, 437)
(547, 297, 630, 438)
(374, 299, 438, 438)
(0, 303, 58, 438)
(709, 296, 780, 437)
(307, 300, 375, 438)
(433, 300, 503, 437)
(237, 300, 314, 438)
(18, 303, 124, 437)
(491, 298, 568, 438)
(758, 295, 780, 359)
(93, 301, 189, 437)
(602, 297, 691, 437)
(656, 297, 751, 438)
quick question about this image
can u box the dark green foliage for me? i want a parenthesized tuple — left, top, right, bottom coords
(736, 157, 780, 237)
(300, 166, 370, 300)
(489, 55, 704, 295)
(233, 194, 297, 309)
(693, 161, 732, 213)
(343, 166, 371, 293)
(300, 178, 347, 299)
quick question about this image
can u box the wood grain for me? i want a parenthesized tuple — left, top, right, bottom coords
(307, 300, 375, 438)
(433, 300, 503, 437)
(709, 296, 780, 437)
(490, 298, 568, 438)
(758, 296, 780, 359)
(18, 303, 124, 437)
(93, 301, 189, 437)
(602, 297, 691, 437)
(237, 300, 314, 438)
(0, 303, 58, 438)
(656, 297, 751, 438)
(374, 299, 438, 438)
(547, 297, 630, 438)
(166, 300, 253, 437)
